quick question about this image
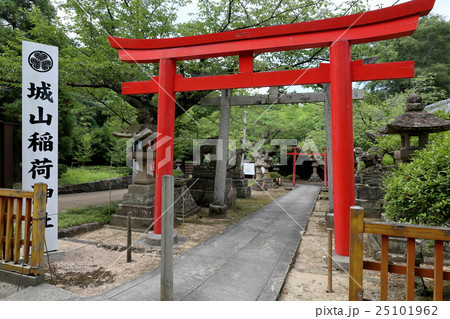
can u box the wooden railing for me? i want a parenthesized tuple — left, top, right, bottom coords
(0, 183, 47, 276)
(349, 206, 450, 301)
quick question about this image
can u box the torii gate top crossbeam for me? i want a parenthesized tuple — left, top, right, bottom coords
(109, 0, 433, 63)
(110, 0, 433, 95)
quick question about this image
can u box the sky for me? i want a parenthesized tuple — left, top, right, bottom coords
(177, 0, 450, 22)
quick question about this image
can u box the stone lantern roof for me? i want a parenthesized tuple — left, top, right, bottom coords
(379, 94, 450, 135)
(112, 123, 157, 138)
(378, 94, 450, 163)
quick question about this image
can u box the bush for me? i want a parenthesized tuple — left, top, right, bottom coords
(383, 132, 450, 226)
(381, 154, 394, 166)
(269, 171, 281, 179)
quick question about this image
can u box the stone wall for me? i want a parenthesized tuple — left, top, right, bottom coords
(187, 166, 237, 207)
(58, 176, 132, 194)
(354, 166, 393, 218)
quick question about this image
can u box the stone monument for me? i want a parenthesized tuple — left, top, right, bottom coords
(229, 148, 251, 198)
(188, 138, 236, 207)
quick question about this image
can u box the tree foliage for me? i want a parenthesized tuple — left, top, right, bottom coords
(383, 131, 450, 227)
(6, 0, 444, 168)
(367, 15, 450, 104)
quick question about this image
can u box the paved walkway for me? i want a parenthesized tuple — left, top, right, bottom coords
(86, 184, 322, 301)
(58, 189, 127, 211)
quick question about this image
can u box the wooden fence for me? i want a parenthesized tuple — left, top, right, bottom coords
(0, 183, 47, 276)
(349, 206, 450, 301)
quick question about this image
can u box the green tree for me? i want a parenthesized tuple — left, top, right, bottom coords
(1, 0, 379, 167)
(367, 15, 450, 104)
(383, 131, 450, 227)
(74, 132, 94, 164)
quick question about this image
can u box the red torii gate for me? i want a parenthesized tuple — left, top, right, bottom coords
(109, 0, 435, 257)
(287, 147, 327, 187)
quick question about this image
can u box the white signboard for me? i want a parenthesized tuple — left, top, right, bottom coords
(243, 163, 255, 175)
(22, 41, 58, 251)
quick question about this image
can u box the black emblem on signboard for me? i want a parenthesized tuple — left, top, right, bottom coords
(28, 50, 53, 72)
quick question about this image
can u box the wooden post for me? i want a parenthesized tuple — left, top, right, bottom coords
(380, 235, 389, 300)
(331, 40, 355, 257)
(327, 228, 333, 293)
(0, 121, 14, 188)
(349, 206, 364, 301)
(30, 183, 47, 276)
(161, 175, 174, 301)
(433, 240, 444, 301)
(154, 58, 176, 235)
(406, 237, 416, 301)
(127, 212, 132, 263)
(323, 84, 332, 200)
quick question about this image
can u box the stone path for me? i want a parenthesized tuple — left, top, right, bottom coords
(86, 184, 322, 301)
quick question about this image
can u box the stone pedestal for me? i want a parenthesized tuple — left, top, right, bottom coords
(228, 170, 251, 198)
(262, 164, 274, 188)
(174, 178, 201, 219)
(208, 204, 228, 218)
(111, 179, 201, 230)
(187, 166, 236, 207)
(251, 161, 267, 191)
(145, 231, 179, 246)
(111, 183, 155, 230)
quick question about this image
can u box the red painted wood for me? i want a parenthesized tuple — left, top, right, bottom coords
(239, 53, 254, 74)
(331, 40, 354, 257)
(351, 60, 414, 81)
(153, 59, 176, 235)
(116, 16, 419, 63)
(286, 149, 327, 187)
(286, 147, 301, 186)
(121, 61, 414, 95)
(109, 0, 433, 50)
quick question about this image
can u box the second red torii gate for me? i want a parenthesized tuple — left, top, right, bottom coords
(109, 0, 435, 257)
(287, 147, 327, 188)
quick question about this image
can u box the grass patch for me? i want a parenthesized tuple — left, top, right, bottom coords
(58, 202, 117, 230)
(59, 166, 131, 186)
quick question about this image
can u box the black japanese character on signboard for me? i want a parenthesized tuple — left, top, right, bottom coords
(45, 212, 54, 228)
(28, 158, 53, 179)
(28, 132, 53, 152)
(27, 81, 54, 103)
(29, 106, 52, 125)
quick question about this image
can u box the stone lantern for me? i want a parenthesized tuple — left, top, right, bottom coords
(110, 123, 157, 229)
(379, 94, 450, 163)
(308, 159, 322, 183)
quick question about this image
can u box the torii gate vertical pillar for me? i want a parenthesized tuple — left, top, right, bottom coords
(154, 58, 176, 235)
(330, 41, 355, 256)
